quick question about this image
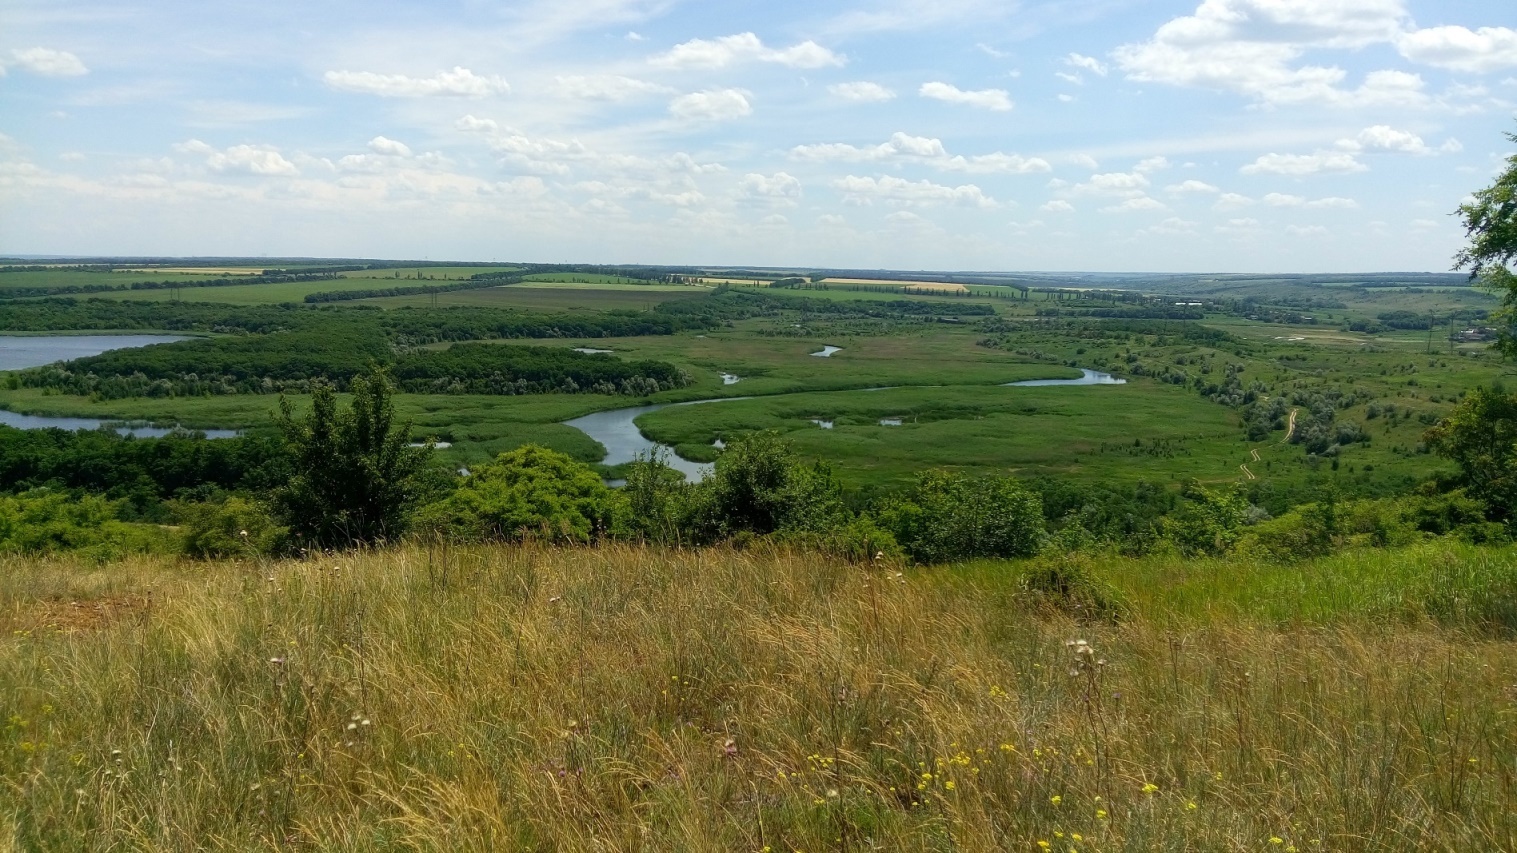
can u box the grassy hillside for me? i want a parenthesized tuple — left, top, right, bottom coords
(2, 542, 1513, 850)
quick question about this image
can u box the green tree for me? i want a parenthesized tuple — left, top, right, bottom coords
(273, 371, 432, 548)
(418, 445, 621, 542)
(1424, 386, 1517, 523)
(878, 470, 1045, 564)
(1454, 127, 1517, 360)
(683, 432, 848, 542)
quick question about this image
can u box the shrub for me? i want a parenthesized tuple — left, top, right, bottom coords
(178, 497, 284, 559)
(683, 433, 848, 543)
(419, 445, 622, 543)
(879, 470, 1045, 564)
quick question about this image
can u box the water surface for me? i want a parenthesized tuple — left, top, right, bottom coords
(811, 345, 842, 358)
(1005, 368, 1125, 387)
(0, 410, 239, 439)
(0, 334, 188, 372)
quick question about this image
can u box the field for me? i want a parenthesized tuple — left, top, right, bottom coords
(1, 541, 1513, 849)
(358, 286, 708, 312)
(824, 278, 972, 293)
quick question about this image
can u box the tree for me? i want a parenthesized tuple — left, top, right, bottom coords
(1424, 385, 1517, 523)
(1454, 126, 1517, 360)
(273, 371, 432, 548)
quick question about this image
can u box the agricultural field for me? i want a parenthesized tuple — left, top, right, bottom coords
(358, 285, 707, 312)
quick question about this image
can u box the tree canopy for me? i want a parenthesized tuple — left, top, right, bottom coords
(1454, 126, 1517, 360)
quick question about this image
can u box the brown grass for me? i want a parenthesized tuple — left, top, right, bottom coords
(0, 544, 1513, 850)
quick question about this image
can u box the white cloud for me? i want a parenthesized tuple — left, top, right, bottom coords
(1263, 192, 1305, 206)
(454, 115, 498, 133)
(1166, 179, 1220, 194)
(1214, 192, 1254, 210)
(206, 144, 299, 177)
(918, 82, 1013, 111)
(1135, 156, 1170, 173)
(832, 174, 996, 208)
(1057, 93, 1076, 103)
(1040, 199, 1075, 213)
(1337, 125, 1430, 154)
(737, 171, 802, 205)
(6, 47, 89, 77)
(977, 43, 1010, 59)
(368, 136, 412, 157)
(829, 81, 896, 102)
(1215, 217, 1263, 235)
(1065, 53, 1108, 76)
(1074, 171, 1150, 196)
(790, 132, 1048, 174)
(1240, 151, 1367, 176)
(669, 89, 752, 121)
(651, 33, 844, 70)
(324, 67, 510, 98)
(817, 214, 848, 226)
(1100, 196, 1167, 213)
(1285, 224, 1330, 237)
(1264, 192, 1358, 208)
(1112, 0, 1438, 107)
(1056, 72, 1084, 85)
(1398, 26, 1517, 73)
(625, 31, 645, 41)
(555, 75, 670, 100)
(1139, 217, 1197, 235)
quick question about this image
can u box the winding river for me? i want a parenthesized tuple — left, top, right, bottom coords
(563, 368, 1125, 482)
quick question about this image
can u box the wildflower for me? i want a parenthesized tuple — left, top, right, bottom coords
(1050, 795, 1062, 805)
(1142, 782, 1159, 794)
(945, 781, 956, 791)
(827, 788, 839, 798)
(1095, 809, 1107, 819)
(1186, 801, 1197, 811)
(1268, 838, 1283, 846)
(1037, 842, 1050, 850)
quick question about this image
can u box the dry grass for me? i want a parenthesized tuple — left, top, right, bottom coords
(1, 544, 1514, 851)
(823, 279, 970, 293)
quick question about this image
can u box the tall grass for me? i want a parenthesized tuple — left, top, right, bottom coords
(1, 542, 1514, 850)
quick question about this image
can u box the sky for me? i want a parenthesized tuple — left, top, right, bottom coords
(1, 0, 1515, 272)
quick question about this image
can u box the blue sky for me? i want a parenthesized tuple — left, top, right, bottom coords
(1, 0, 1514, 271)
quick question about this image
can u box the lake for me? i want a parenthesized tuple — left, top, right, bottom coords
(0, 334, 188, 372)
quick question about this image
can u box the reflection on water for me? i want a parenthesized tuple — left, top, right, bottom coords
(879, 418, 903, 427)
(572, 347, 613, 354)
(811, 345, 842, 358)
(721, 373, 741, 385)
(0, 334, 189, 372)
(1005, 368, 1125, 387)
(811, 419, 834, 429)
(0, 410, 239, 439)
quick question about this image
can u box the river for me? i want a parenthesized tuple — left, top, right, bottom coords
(563, 368, 1125, 482)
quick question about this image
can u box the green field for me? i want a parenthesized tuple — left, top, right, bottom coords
(358, 286, 708, 312)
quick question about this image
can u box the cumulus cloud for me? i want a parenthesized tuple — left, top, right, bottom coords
(1139, 217, 1198, 235)
(1240, 151, 1367, 176)
(1134, 156, 1170, 173)
(1166, 179, 1220, 194)
(1040, 199, 1076, 213)
(790, 132, 1048, 174)
(6, 47, 89, 77)
(1100, 196, 1167, 213)
(828, 81, 896, 102)
(454, 115, 498, 133)
(324, 67, 510, 98)
(832, 174, 996, 208)
(669, 89, 752, 121)
(1073, 171, 1151, 196)
(918, 82, 1013, 111)
(651, 33, 844, 69)
(1398, 26, 1517, 73)
(205, 144, 299, 177)
(1065, 53, 1108, 76)
(1337, 125, 1430, 154)
(1264, 193, 1358, 208)
(737, 171, 802, 205)
(555, 75, 671, 100)
(1213, 193, 1255, 210)
(367, 136, 412, 157)
(1112, 0, 1442, 107)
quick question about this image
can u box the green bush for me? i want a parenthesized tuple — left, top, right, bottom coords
(0, 491, 170, 560)
(1164, 482, 1250, 556)
(879, 470, 1045, 564)
(178, 497, 285, 559)
(419, 445, 622, 543)
(682, 433, 848, 543)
